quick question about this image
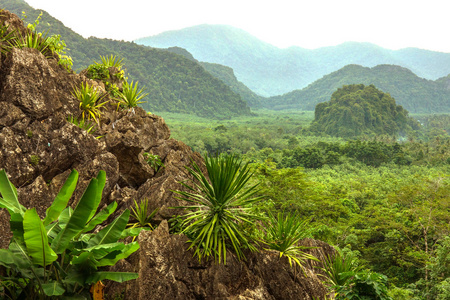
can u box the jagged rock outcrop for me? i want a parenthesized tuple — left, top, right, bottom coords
(0, 9, 332, 299)
(106, 220, 332, 300)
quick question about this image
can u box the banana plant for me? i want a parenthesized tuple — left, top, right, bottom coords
(0, 169, 139, 299)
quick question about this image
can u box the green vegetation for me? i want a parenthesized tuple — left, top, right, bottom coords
(72, 82, 108, 123)
(173, 154, 263, 263)
(116, 80, 148, 110)
(143, 153, 164, 173)
(128, 199, 158, 230)
(0, 169, 138, 299)
(310, 84, 419, 138)
(266, 64, 450, 113)
(263, 211, 317, 273)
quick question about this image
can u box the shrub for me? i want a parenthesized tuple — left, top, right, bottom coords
(173, 154, 263, 264)
(143, 152, 164, 172)
(0, 169, 139, 299)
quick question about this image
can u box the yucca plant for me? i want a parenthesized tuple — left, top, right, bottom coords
(0, 14, 17, 55)
(13, 30, 50, 56)
(116, 80, 148, 110)
(72, 82, 108, 123)
(263, 211, 318, 275)
(173, 154, 264, 264)
(320, 249, 362, 293)
(128, 198, 159, 230)
(67, 115, 97, 134)
(99, 54, 124, 69)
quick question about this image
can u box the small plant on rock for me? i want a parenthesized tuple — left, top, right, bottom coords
(173, 154, 264, 264)
(29, 154, 40, 166)
(72, 82, 108, 124)
(262, 211, 318, 275)
(67, 115, 97, 134)
(143, 152, 164, 173)
(128, 199, 159, 230)
(116, 80, 148, 110)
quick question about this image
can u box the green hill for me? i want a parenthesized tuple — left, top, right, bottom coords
(1, 0, 252, 119)
(163, 47, 264, 108)
(135, 25, 450, 97)
(310, 84, 420, 138)
(265, 64, 450, 113)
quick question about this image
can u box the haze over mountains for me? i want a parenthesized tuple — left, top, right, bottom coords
(136, 24, 450, 97)
(2, 0, 450, 115)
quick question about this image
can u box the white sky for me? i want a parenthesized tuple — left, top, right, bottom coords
(24, 0, 450, 53)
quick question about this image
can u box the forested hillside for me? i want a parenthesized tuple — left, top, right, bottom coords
(265, 64, 450, 113)
(310, 84, 419, 138)
(0, 0, 252, 118)
(136, 25, 450, 97)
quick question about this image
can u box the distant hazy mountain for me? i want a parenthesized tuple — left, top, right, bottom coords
(135, 25, 450, 97)
(264, 64, 450, 113)
(1, 0, 252, 118)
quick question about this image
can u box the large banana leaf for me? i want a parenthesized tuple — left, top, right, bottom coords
(9, 212, 24, 241)
(0, 169, 25, 216)
(43, 170, 79, 226)
(87, 170, 106, 223)
(52, 178, 98, 254)
(85, 271, 138, 284)
(23, 208, 57, 266)
(83, 201, 117, 233)
(96, 242, 140, 267)
(87, 209, 130, 247)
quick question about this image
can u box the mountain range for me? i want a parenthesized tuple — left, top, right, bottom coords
(2, 0, 450, 115)
(265, 64, 450, 113)
(136, 24, 450, 97)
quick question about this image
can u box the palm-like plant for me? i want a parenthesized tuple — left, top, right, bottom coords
(263, 211, 318, 274)
(116, 80, 148, 110)
(72, 82, 108, 123)
(320, 249, 362, 292)
(174, 154, 263, 264)
(128, 199, 158, 230)
(99, 54, 124, 69)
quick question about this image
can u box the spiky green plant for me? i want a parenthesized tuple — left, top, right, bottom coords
(67, 115, 97, 134)
(128, 199, 158, 230)
(263, 211, 318, 274)
(320, 249, 362, 291)
(99, 54, 124, 69)
(0, 12, 17, 54)
(116, 80, 148, 110)
(173, 154, 264, 264)
(13, 31, 50, 55)
(72, 82, 108, 123)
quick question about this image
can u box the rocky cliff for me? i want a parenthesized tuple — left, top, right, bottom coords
(0, 9, 331, 299)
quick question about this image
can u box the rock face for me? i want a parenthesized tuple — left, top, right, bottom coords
(0, 9, 332, 299)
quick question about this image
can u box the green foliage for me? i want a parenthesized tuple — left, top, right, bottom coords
(266, 64, 450, 114)
(321, 249, 391, 299)
(72, 82, 108, 123)
(310, 84, 419, 138)
(262, 211, 318, 273)
(173, 154, 263, 263)
(67, 115, 97, 135)
(99, 54, 124, 69)
(0, 169, 139, 299)
(0, 10, 17, 54)
(143, 152, 164, 172)
(116, 80, 149, 110)
(128, 198, 158, 230)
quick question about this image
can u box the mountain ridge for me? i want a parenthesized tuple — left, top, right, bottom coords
(264, 64, 450, 113)
(135, 24, 450, 97)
